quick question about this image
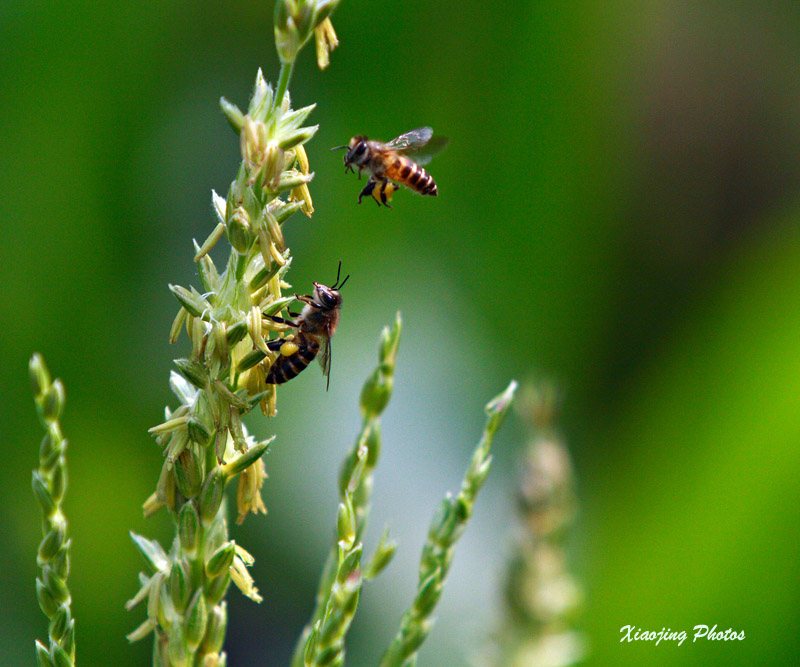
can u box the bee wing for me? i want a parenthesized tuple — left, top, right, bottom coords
(318, 331, 333, 391)
(386, 128, 448, 166)
(408, 135, 449, 166)
(386, 127, 434, 151)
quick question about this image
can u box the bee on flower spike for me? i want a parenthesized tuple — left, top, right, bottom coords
(264, 262, 349, 390)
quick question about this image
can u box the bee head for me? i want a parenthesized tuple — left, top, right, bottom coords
(312, 261, 349, 309)
(342, 136, 369, 168)
(312, 283, 343, 310)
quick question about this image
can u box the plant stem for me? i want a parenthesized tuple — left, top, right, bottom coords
(273, 60, 294, 113)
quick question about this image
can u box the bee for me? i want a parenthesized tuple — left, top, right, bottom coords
(264, 262, 349, 390)
(333, 127, 448, 207)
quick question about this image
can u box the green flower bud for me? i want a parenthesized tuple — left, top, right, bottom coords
(276, 169, 313, 193)
(261, 294, 296, 316)
(39, 524, 66, 562)
(380, 315, 402, 367)
(51, 459, 66, 503)
(167, 619, 189, 667)
(219, 97, 245, 133)
(42, 380, 66, 423)
(359, 368, 391, 416)
(165, 430, 190, 464)
(206, 542, 236, 578)
(178, 501, 200, 554)
(222, 437, 273, 477)
(337, 544, 362, 584)
(486, 379, 518, 415)
(277, 124, 319, 150)
(35, 639, 53, 667)
(49, 606, 71, 642)
(364, 422, 381, 468)
(336, 499, 355, 550)
(272, 199, 306, 223)
(185, 589, 208, 651)
(129, 532, 169, 573)
(400, 619, 433, 655)
(52, 545, 70, 579)
(365, 530, 397, 580)
(278, 102, 316, 133)
(170, 307, 188, 344)
(36, 578, 59, 617)
(32, 471, 56, 518)
(318, 609, 344, 647)
(202, 603, 228, 654)
(274, 0, 301, 63)
(39, 431, 58, 469)
(196, 253, 221, 295)
(199, 467, 226, 523)
(226, 206, 252, 255)
(174, 359, 208, 390)
(314, 644, 342, 667)
(205, 570, 231, 606)
(156, 461, 177, 512)
(29, 354, 51, 398)
(237, 348, 268, 372)
(187, 417, 212, 447)
(44, 566, 70, 605)
(170, 559, 191, 613)
(427, 497, 454, 540)
(226, 320, 249, 345)
(51, 643, 73, 667)
(413, 571, 443, 617)
(303, 625, 320, 665)
(169, 284, 211, 318)
(174, 449, 204, 499)
(60, 623, 76, 662)
(247, 69, 273, 119)
(212, 379, 250, 412)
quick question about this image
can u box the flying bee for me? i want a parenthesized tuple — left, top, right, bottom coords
(264, 262, 349, 390)
(333, 127, 448, 207)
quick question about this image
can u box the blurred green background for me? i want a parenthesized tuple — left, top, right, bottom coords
(3, 1, 800, 665)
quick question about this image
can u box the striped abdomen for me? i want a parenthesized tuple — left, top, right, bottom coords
(266, 334, 319, 384)
(385, 156, 438, 196)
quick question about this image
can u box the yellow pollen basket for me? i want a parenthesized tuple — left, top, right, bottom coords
(373, 181, 397, 205)
(280, 341, 299, 357)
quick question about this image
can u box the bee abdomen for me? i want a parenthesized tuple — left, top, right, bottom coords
(266, 336, 319, 384)
(388, 157, 438, 196)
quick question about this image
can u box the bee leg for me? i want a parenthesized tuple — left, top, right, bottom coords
(358, 180, 377, 204)
(265, 339, 286, 351)
(264, 314, 298, 327)
(287, 310, 301, 318)
(380, 180, 393, 209)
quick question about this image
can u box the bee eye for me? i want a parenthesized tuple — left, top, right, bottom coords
(354, 143, 366, 156)
(320, 291, 337, 307)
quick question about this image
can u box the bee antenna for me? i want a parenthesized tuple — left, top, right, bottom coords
(331, 259, 350, 290)
(331, 145, 348, 151)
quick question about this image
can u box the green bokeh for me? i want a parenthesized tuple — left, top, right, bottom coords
(3, 1, 800, 665)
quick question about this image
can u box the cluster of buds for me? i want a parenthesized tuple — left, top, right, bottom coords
(127, 370, 272, 665)
(274, 0, 340, 66)
(29, 355, 76, 667)
(128, 56, 324, 664)
(221, 69, 317, 220)
(379, 380, 518, 667)
(291, 315, 403, 667)
(485, 383, 586, 667)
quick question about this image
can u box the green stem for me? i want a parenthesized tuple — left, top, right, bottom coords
(273, 60, 295, 114)
(234, 251, 249, 283)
